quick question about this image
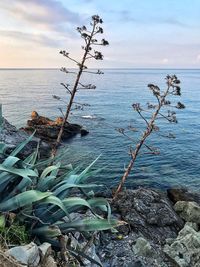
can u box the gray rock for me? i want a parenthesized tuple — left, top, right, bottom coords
(6, 242, 40, 267)
(174, 201, 200, 224)
(83, 244, 103, 267)
(114, 188, 184, 244)
(0, 118, 50, 158)
(184, 222, 199, 231)
(164, 223, 200, 267)
(133, 237, 153, 257)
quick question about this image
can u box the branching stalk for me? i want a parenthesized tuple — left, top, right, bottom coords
(113, 75, 185, 199)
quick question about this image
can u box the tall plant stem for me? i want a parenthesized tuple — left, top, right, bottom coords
(113, 84, 170, 199)
(51, 23, 96, 158)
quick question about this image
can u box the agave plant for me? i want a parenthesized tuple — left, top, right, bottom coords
(0, 135, 122, 264)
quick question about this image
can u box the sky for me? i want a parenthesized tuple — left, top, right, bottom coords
(0, 0, 200, 68)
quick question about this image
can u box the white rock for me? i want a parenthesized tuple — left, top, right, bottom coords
(6, 242, 40, 267)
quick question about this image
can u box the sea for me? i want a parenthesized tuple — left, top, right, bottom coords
(0, 68, 200, 191)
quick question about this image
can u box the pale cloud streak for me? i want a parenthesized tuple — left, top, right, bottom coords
(0, 0, 81, 31)
(0, 30, 63, 47)
(161, 58, 169, 64)
(196, 54, 200, 62)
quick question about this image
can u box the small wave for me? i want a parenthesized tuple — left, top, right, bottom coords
(81, 115, 105, 121)
(82, 115, 96, 119)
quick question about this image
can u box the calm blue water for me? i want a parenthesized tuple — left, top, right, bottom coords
(0, 69, 200, 190)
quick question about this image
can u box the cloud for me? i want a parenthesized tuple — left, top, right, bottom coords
(196, 54, 200, 62)
(0, 30, 62, 47)
(160, 18, 187, 27)
(107, 9, 187, 28)
(119, 10, 135, 22)
(0, 0, 81, 31)
(161, 58, 169, 64)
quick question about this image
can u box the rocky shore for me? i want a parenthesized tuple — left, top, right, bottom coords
(1, 187, 200, 267)
(0, 118, 199, 267)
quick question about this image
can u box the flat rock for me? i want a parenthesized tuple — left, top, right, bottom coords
(114, 188, 184, 244)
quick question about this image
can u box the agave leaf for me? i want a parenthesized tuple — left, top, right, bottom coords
(39, 195, 71, 220)
(10, 132, 35, 157)
(3, 176, 33, 201)
(66, 156, 101, 184)
(52, 166, 81, 190)
(0, 165, 37, 179)
(37, 175, 57, 191)
(31, 225, 61, 238)
(30, 142, 39, 166)
(0, 143, 6, 154)
(40, 165, 59, 179)
(2, 156, 20, 168)
(22, 152, 35, 166)
(31, 218, 119, 236)
(50, 163, 61, 177)
(53, 183, 103, 199)
(0, 170, 27, 197)
(23, 143, 39, 167)
(0, 190, 52, 212)
(57, 218, 124, 232)
(78, 155, 101, 181)
(49, 197, 107, 224)
(87, 198, 111, 220)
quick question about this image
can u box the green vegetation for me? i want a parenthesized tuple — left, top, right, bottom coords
(0, 220, 30, 248)
(0, 134, 121, 262)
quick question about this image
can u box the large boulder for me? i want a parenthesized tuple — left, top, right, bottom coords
(0, 118, 50, 158)
(22, 111, 88, 143)
(114, 188, 184, 244)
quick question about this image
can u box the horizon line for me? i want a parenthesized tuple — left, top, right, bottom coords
(1, 67, 200, 70)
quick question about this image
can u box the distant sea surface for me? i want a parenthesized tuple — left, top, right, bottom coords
(0, 69, 200, 190)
